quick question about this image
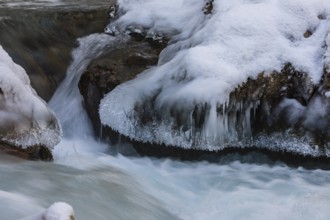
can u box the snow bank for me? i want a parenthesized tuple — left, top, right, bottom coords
(100, 0, 330, 152)
(0, 45, 61, 148)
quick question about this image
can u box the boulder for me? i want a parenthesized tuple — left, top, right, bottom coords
(80, 0, 330, 160)
(80, 60, 330, 161)
(0, 45, 61, 160)
(79, 39, 161, 137)
(20, 202, 75, 220)
(0, 6, 109, 101)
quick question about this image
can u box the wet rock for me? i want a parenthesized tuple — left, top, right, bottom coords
(79, 2, 329, 158)
(0, 7, 109, 101)
(0, 142, 53, 161)
(227, 64, 330, 149)
(84, 63, 330, 156)
(231, 64, 315, 106)
(0, 45, 61, 160)
(304, 30, 313, 38)
(203, 0, 214, 15)
(79, 39, 161, 137)
(322, 68, 330, 91)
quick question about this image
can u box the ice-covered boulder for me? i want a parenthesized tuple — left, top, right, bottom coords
(78, 36, 161, 137)
(0, 45, 61, 158)
(99, 0, 330, 157)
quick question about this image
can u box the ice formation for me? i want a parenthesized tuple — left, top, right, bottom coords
(0, 45, 61, 148)
(100, 0, 330, 154)
(20, 202, 75, 220)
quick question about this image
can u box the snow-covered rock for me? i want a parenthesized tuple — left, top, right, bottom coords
(0, 45, 61, 150)
(20, 202, 75, 220)
(100, 0, 330, 155)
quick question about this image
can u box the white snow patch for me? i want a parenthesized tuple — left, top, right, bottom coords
(0, 45, 61, 148)
(325, 91, 330, 98)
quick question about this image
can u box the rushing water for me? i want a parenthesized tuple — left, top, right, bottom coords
(2, 149, 330, 220)
(1, 1, 330, 220)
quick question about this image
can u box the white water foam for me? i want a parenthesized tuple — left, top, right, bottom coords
(3, 152, 330, 220)
(100, 0, 330, 153)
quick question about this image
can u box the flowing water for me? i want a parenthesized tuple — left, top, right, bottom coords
(1, 1, 330, 220)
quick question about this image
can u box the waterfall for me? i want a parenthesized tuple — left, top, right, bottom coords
(49, 33, 127, 138)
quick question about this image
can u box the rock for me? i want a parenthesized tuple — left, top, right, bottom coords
(226, 64, 330, 151)
(229, 63, 316, 132)
(0, 45, 61, 160)
(20, 202, 75, 220)
(80, 59, 330, 157)
(79, 1, 330, 158)
(322, 64, 330, 93)
(204, 0, 214, 15)
(0, 142, 53, 161)
(0, 7, 109, 101)
(79, 39, 161, 137)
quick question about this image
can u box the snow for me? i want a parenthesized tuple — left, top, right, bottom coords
(0, 45, 61, 148)
(100, 0, 330, 153)
(20, 202, 75, 220)
(105, 0, 206, 38)
(326, 91, 330, 98)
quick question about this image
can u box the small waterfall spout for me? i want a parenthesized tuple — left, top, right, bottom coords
(49, 33, 127, 138)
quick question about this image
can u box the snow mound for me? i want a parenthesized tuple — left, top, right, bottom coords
(100, 0, 330, 154)
(0, 45, 61, 149)
(20, 202, 75, 220)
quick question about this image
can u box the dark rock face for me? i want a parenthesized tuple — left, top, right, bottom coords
(229, 64, 315, 133)
(0, 7, 109, 101)
(231, 64, 315, 108)
(322, 67, 330, 91)
(228, 64, 330, 148)
(204, 0, 214, 15)
(79, 39, 161, 137)
(0, 142, 53, 161)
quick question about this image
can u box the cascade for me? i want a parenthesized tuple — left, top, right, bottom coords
(49, 33, 128, 138)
